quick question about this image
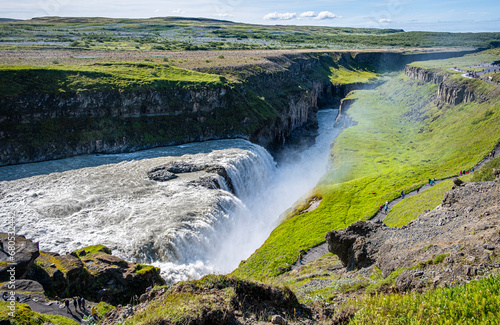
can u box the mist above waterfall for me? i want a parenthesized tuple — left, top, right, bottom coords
(0, 109, 341, 283)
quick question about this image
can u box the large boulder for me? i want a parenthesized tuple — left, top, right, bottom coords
(0, 233, 39, 281)
(325, 221, 386, 270)
(0, 279, 45, 300)
(29, 251, 90, 297)
(77, 248, 165, 305)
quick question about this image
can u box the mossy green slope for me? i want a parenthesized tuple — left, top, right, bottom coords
(233, 70, 500, 280)
(350, 274, 500, 324)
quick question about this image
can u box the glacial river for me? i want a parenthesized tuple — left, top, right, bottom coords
(0, 109, 341, 283)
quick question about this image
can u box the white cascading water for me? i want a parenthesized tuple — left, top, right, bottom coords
(0, 109, 340, 283)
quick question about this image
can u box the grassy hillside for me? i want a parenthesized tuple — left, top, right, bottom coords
(1, 16, 499, 51)
(233, 67, 500, 280)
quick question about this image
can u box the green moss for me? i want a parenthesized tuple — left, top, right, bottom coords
(134, 264, 157, 275)
(0, 302, 79, 325)
(95, 301, 115, 316)
(73, 244, 111, 257)
(430, 253, 449, 265)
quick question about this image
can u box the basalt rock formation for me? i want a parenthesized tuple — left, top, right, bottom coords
(404, 65, 494, 107)
(0, 50, 474, 166)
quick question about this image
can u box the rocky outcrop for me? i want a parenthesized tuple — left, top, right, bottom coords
(325, 221, 385, 270)
(0, 234, 39, 281)
(100, 275, 304, 325)
(326, 180, 500, 291)
(147, 160, 235, 192)
(436, 79, 480, 106)
(1, 238, 164, 305)
(404, 66, 448, 84)
(404, 65, 489, 107)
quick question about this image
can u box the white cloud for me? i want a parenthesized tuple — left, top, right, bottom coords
(172, 9, 184, 14)
(299, 11, 316, 18)
(379, 18, 392, 23)
(215, 13, 233, 17)
(263, 12, 297, 20)
(316, 11, 339, 20)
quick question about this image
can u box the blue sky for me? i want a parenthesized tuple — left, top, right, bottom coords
(1, 0, 499, 32)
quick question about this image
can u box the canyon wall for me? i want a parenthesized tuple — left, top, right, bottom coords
(404, 66, 490, 106)
(0, 50, 474, 166)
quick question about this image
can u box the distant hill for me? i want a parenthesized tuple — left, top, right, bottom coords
(0, 16, 498, 51)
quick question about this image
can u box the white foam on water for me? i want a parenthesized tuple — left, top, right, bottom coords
(0, 109, 341, 283)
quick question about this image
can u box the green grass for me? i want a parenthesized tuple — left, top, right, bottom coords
(0, 302, 79, 325)
(384, 180, 453, 227)
(410, 48, 500, 69)
(385, 173, 475, 227)
(471, 155, 500, 182)
(350, 274, 500, 324)
(0, 62, 226, 96)
(233, 68, 500, 280)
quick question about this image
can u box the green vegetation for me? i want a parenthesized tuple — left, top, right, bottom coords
(234, 65, 500, 280)
(350, 274, 500, 324)
(95, 301, 115, 316)
(1, 17, 499, 51)
(410, 48, 500, 70)
(471, 155, 500, 182)
(0, 302, 79, 325)
(385, 180, 453, 227)
(134, 264, 158, 275)
(73, 244, 111, 257)
(124, 274, 299, 325)
(0, 62, 226, 96)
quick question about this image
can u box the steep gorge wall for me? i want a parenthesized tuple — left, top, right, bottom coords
(0, 50, 476, 166)
(404, 65, 487, 106)
(0, 53, 359, 166)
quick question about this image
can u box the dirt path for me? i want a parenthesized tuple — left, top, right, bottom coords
(291, 142, 500, 270)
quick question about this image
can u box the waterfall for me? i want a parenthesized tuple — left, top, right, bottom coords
(0, 109, 341, 284)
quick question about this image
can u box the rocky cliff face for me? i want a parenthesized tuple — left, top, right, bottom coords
(0, 50, 475, 166)
(0, 52, 353, 166)
(404, 65, 488, 107)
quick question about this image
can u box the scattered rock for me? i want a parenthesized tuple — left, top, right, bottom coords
(325, 180, 500, 290)
(493, 168, 500, 179)
(271, 314, 287, 324)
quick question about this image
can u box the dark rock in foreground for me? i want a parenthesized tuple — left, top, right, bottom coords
(0, 235, 165, 306)
(0, 234, 39, 281)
